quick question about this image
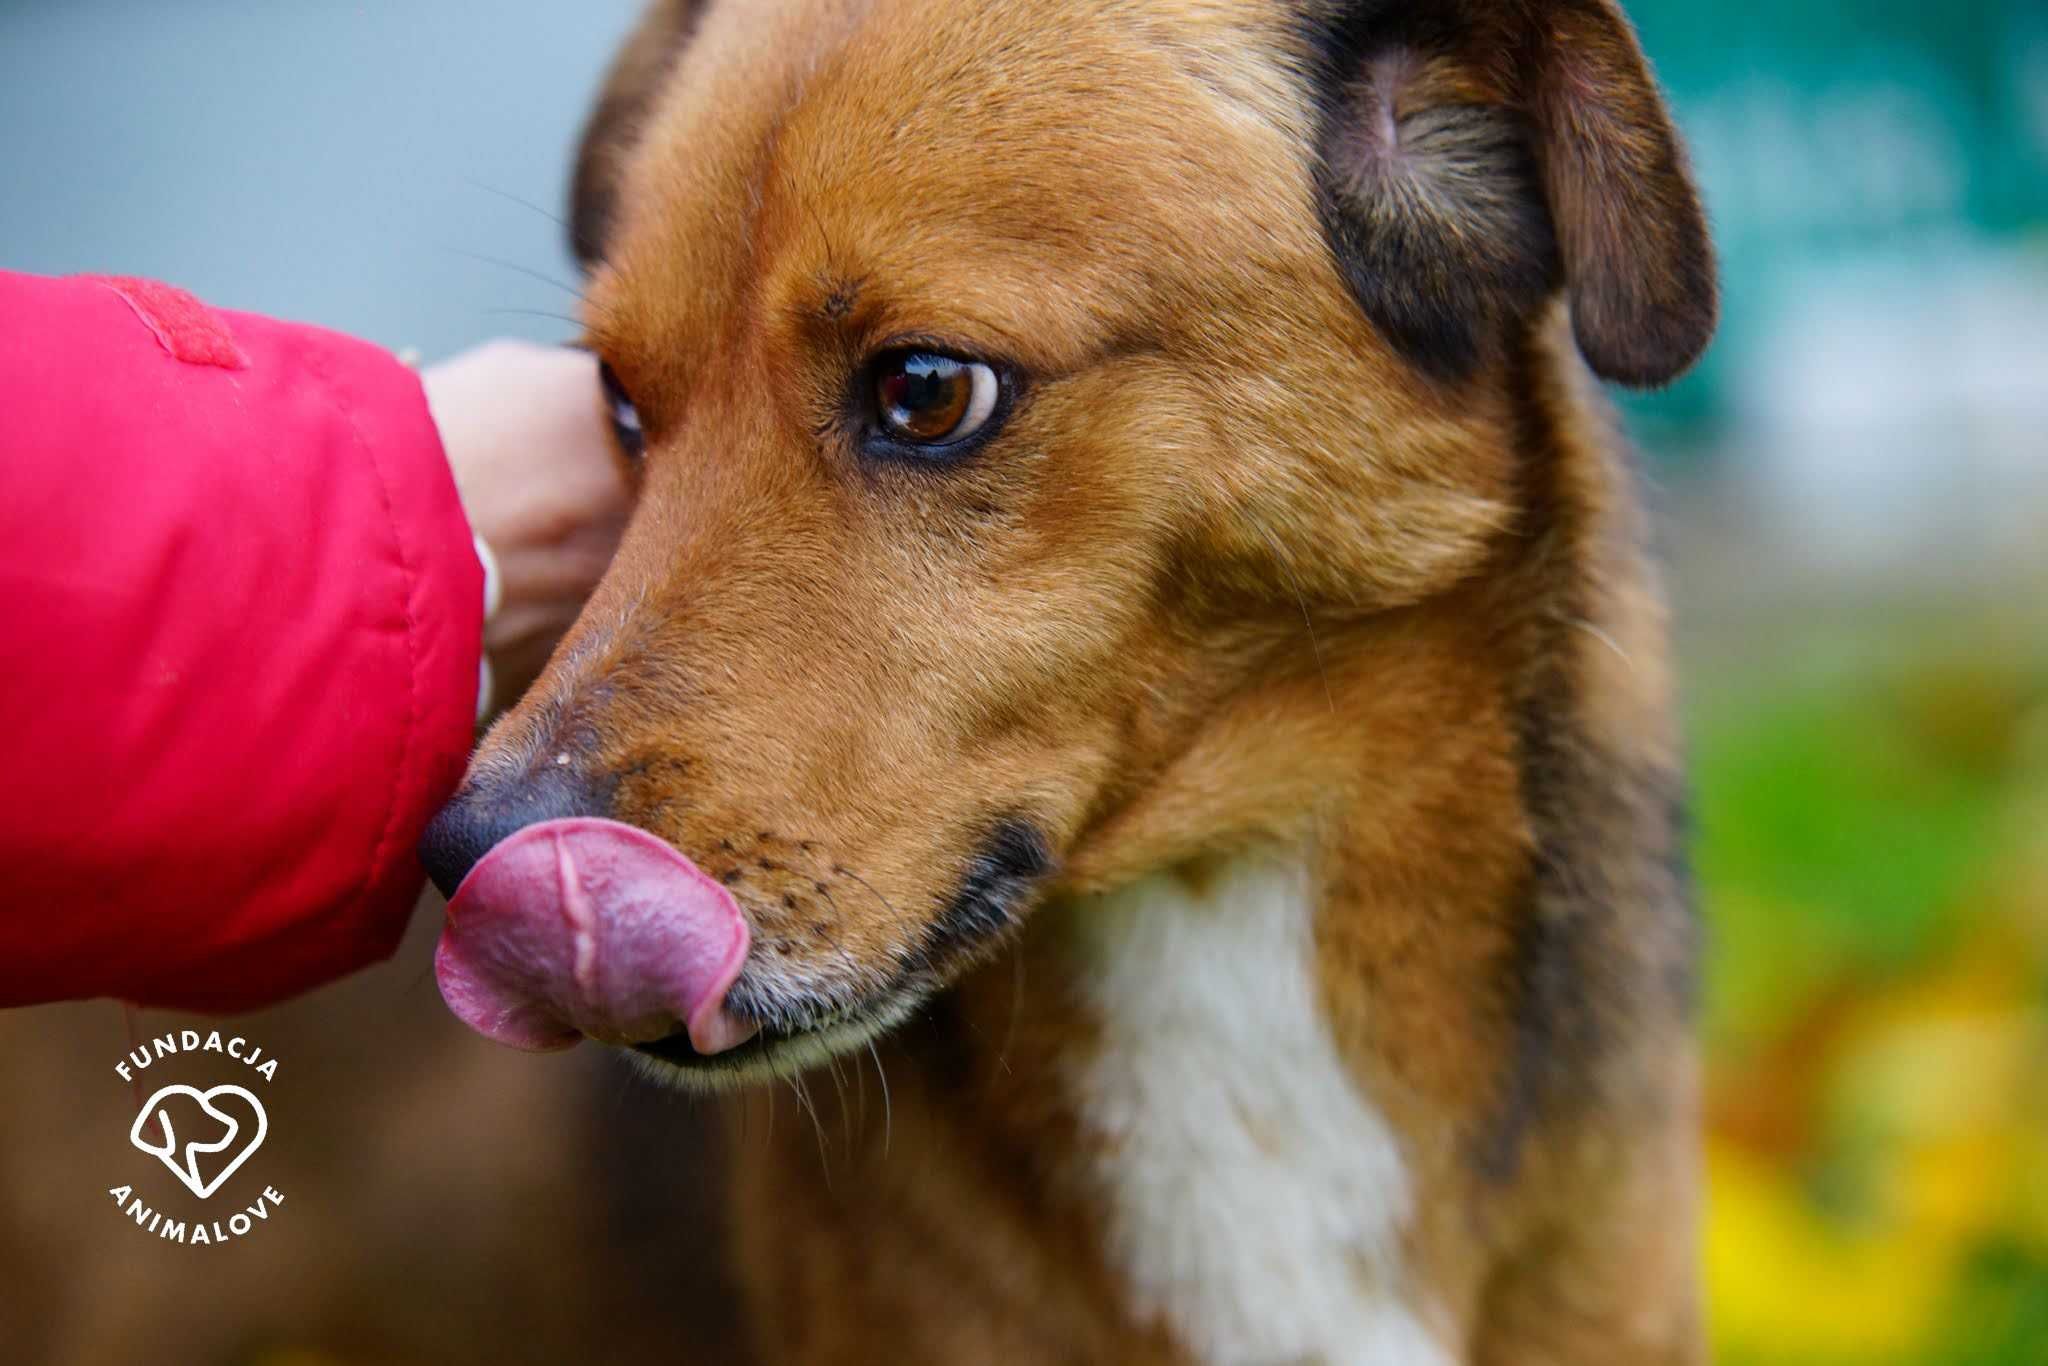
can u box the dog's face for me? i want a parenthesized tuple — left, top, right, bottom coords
(428, 0, 1712, 1084)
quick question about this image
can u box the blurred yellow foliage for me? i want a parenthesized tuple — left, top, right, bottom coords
(1697, 648, 2048, 1365)
(1707, 1141, 1955, 1358)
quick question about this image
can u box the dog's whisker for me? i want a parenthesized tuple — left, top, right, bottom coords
(463, 176, 574, 233)
(1571, 617, 1636, 671)
(484, 307, 586, 329)
(866, 1038, 893, 1159)
(828, 1056, 851, 1154)
(853, 1032, 869, 1132)
(406, 959, 439, 997)
(835, 865, 902, 922)
(812, 881, 849, 928)
(808, 889, 867, 985)
(440, 246, 592, 303)
(790, 1074, 832, 1188)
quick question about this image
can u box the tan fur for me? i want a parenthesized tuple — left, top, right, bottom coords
(453, 2, 1712, 1360)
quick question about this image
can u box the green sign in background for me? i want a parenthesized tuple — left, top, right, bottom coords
(1625, 0, 2048, 440)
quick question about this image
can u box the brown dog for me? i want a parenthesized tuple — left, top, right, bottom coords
(424, 1, 1715, 1360)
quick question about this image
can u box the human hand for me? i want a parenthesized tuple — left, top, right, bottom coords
(423, 340, 631, 715)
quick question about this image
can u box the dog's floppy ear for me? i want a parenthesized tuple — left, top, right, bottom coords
(1308, 0, 1717, 387)
(568, 0, 706, 269)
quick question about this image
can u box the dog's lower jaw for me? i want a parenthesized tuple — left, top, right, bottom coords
(627, 989, 930, 1092)
(1063, 855, 1455, 1366)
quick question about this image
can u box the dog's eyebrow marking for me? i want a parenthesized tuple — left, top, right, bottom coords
(817, 275, 863, 322)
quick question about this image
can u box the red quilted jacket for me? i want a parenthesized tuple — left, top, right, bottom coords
(0, 270, 482, 1012)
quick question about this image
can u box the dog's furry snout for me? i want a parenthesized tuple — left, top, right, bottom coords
(420, 761, 612, 898)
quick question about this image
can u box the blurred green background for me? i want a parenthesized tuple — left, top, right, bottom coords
(1631, 3, 2048, 1362)
(3, 2, 2044, 1362)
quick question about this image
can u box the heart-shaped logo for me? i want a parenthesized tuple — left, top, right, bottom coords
(130, 1084, 269, 1200)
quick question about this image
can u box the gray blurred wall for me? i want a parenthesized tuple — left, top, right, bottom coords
(0, 1, 642, 361)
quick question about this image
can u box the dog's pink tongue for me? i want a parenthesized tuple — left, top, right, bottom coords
(435, 818, 755, 1055)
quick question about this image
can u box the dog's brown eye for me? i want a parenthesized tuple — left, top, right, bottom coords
(874, 351, 999, 447)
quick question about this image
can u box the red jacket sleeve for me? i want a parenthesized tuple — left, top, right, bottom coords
(0, 271, 482, 1012)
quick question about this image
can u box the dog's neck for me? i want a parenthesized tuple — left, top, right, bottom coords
(1055, 855, 1454, 1365)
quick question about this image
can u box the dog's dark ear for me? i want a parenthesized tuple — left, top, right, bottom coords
(568, 0, 706, 269)
(1309, 0, 1716, 387)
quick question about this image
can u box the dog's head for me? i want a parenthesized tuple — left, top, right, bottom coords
(422, 0, 1713, 1085)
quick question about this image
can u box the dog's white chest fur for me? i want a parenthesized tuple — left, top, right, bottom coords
(1065, 859, 1448, 1366)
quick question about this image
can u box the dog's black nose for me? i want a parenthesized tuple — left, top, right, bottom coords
(419, 762, 611, 899)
